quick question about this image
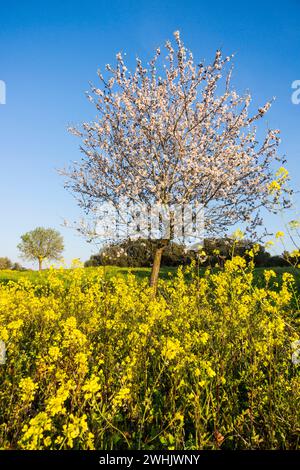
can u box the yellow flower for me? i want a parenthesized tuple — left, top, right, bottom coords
(19, 412, 52, 449)
(0, 248, 298, 450)
(46, 383, 71, 416)
(48, 346, 60, 361)
(289, 220, 300, 230)
(268, 180, 281, 193)
(43, 436, 52, 447)
(161, 338, 181, 361)
(19, 377, 38, 403)
(264, 270, 277, 282)
(232, 229, 244, 240)
(275, 166, 289, 179)
(82, 375, 101, 400)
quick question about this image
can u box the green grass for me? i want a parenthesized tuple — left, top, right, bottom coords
(253, 266, 300, 291)
(0, 269, 43, 284)
(0, 265, 178, 285)
(0, 265, 300, 290)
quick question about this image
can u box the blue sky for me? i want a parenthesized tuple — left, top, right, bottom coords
(0, 0, 300, 267)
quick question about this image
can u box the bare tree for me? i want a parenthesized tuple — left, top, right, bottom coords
(63, 31, 289, 291)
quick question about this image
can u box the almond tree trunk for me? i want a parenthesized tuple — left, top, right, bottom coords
(149, 240, 168, 294)
(38, 257, 43, 271)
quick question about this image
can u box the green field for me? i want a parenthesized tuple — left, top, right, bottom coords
(0, 266, 175, 284)
(1, 258, 300, 449)
(0, 265, 299, 291)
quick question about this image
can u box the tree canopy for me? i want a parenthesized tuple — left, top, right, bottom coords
(0, 257, 12, 270)
(17, 227, 64, 270)
(64, 31, 290, 290)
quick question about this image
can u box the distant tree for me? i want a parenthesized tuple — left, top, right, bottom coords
(267, 255, 290, 267)
(85, 237, 291, 269)
(17, 227, 64, 271)
(11, 262, 25, 271)
(202, 237, 276, 267)
(84, 238, 196, 268)
(0, 257, 12, 270)
(251, 244, 272, 267)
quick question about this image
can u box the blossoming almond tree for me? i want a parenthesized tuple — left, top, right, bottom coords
(64, 31, 290, 290)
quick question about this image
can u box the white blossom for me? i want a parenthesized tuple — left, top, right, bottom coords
(64, 32, 290, 242)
